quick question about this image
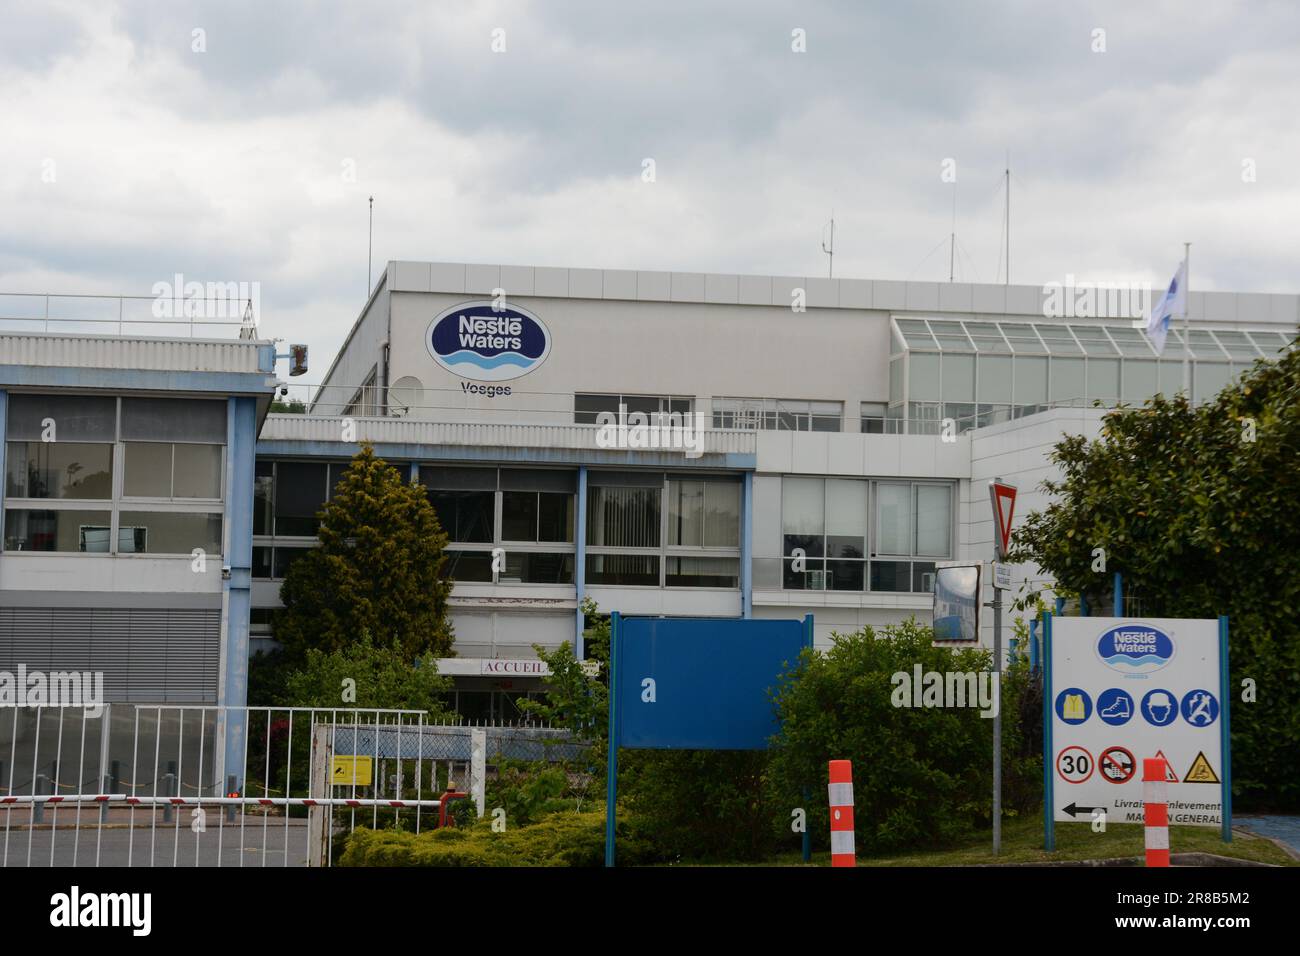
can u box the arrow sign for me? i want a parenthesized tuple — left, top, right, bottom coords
(988, 480, 1018, 559)
(1061, 802, 1104, 818)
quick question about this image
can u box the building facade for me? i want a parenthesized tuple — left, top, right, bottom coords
(1, 264, 1295, 723)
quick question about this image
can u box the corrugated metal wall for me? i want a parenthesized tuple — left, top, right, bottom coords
(0, 607, 220, 703)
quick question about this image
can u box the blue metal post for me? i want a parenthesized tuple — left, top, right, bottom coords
(575, 465, 588, 657)
(1219, 615, 1232, 843)
(1028, 619, 1039, 672)
(1079, 593, 1089, 617)
(1042, 612, 1055, 851)
(741, 471, 753, 619)
(801, 614, 814, 862)
(1112, 571, 1123, 616)
(0, 391, 7, 536)
(1054, 596, 1065, 617)
(604, 611, 621, 867)
(221, 397, 258, 793)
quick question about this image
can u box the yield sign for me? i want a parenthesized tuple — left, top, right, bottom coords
(988, 480, 1017, 559)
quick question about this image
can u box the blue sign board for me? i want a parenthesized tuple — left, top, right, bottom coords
(614, 616, 812, 750)
(605, 612, 812, 865)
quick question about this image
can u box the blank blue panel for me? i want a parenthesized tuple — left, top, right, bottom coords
(614, 616, 809, 750)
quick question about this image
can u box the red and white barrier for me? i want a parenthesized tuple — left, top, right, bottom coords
(1143, 757, 1170, 867)
(828, 759, 855, 867)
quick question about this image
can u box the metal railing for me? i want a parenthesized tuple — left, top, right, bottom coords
(0, 293, 255, 339)
(0, 703, 582, 867)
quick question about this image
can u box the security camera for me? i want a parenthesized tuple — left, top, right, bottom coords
(279, 385, 289, 397)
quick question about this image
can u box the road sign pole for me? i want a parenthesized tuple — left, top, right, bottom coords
(987, 479, 1016, 858)
(992, 574, 1002, 856)
(1043, 611, 1054, 851)
(604, 612, 621, 868)
(1219, 615, 1232, 844)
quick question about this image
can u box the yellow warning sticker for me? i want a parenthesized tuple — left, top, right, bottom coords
(1184, 751, 1220, 784)
(332, 755, 373, 786)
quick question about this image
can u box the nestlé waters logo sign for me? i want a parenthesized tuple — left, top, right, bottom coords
(427, 300, 551, 382)
(1096, 623, 1174, 676)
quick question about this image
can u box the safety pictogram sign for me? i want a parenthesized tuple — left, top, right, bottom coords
(1099, 746, 1135, 784)
(1056, 745, 1093, 784)
(1153, 749, 1179, 783)
(1184, 751, 1220, 784)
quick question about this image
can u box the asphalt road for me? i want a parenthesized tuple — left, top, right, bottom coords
(0, 816, 313, 867)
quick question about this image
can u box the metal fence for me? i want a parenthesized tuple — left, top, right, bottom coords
(0, 704, 582, 867)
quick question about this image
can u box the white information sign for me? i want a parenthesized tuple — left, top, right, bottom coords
(1049, 617, 1225, 827)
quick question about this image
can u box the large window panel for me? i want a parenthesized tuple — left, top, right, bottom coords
(908, 353, 942, 401)
(585, 554, 659, 586)
(1050, 357, 1086, 403)
(5, 442, 112, 499)
(6, 394, 116, 442)
(427, 490, 494, 543)
(537, 492, 574, 543)
(503, 552, 575, 585)
(117, 512, 222, 555)
(588, 485, 660, 548)
(173, 444, 223, 498)
(977, 355, 1014, 403)
(4, 509, 112, 552)
(825, 479, 866, 558)
(1123, 360, 1158, 402)
(667, 479, 705, 546)
(876, 483, 912, 555)
(1086, 358, 1120, 403)
(1013, 356, 1048, 405)
(121, 397, 226, 443)
(914, 484, 952, 557)
(941, 354, 976, 402)
(782, 477, 823, 557)
(274, 461, 327, 536)
(501, 490, 539, 541)
(666, 556, 739, 588)
(123, 442, 173, 497)
(703, 482, 740, 547)
(253, 460, 273, 535)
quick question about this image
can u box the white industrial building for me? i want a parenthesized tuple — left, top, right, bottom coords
(2, 263, 1294, 722)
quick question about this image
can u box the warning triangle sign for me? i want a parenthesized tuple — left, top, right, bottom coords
(988, 481, 1017, 558)
(1154, 750, 1179, 783)
(1184, 751, 1220, 784)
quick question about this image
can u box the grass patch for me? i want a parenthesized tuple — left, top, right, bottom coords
(689, 813, 1296, 867)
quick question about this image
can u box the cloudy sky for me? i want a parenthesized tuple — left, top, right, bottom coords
(1, 0, 1296, 388)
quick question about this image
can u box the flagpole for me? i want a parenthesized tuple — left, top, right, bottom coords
(1183, 242, 1191, 397)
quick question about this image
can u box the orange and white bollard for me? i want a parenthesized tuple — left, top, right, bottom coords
(828, 759, 855, 867)
(1143, 757, 1170, 867)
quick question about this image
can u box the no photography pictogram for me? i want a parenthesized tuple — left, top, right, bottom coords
(1099, 745, 1136, 783)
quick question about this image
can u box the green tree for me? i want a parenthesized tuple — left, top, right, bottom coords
(1010, 341, 1300, 809)
(283, 629, 452, 714)
(275, 445, 454, 662)
(767, 619, 1038, 855)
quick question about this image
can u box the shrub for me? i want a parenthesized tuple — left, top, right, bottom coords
(338, 811, 654, 867)
(766, 618, 1039, 855)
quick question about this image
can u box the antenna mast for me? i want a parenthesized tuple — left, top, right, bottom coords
(821, 216, 835, 278)
(1004, 155, 1010, 285)
(367, 196, 375, 296)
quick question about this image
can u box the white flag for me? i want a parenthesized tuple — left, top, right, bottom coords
(1145, 259, 1186, 355)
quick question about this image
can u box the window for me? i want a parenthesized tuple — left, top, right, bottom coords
(575, 393, 692, 425)
(860, 403, 886, 434)
(6, 442, 113, 499)
(118, 512, 223, 555)
(123, 442, 222, 499)
(274, 461, 328, 536)
(5, 509, 112, 552)
(777, 477, 952, 592)
(586, 472, 741, 588)
(3, 395, 226, 557)
(713, 398, 843, 432)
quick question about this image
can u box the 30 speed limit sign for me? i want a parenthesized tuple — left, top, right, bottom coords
(1056, 745, 1094, 784)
